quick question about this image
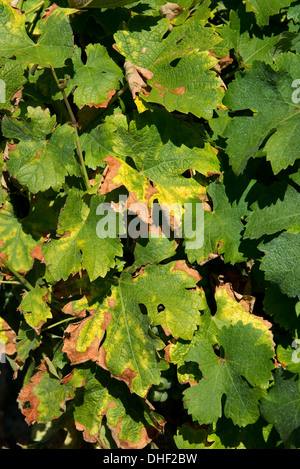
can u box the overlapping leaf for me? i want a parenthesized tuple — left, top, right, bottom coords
(70, 366, 164, 448)
(0, 1, 75, 67)
(62, 260, 204, 397)
(217, 9, 289, 66)
(244, 183, 300, 239)
(69, 44, 123, 108)
(223, 54, 300, 175)
(2, 107, 79, 193)
(114, 15, 224, 118)
(259, 232, 300, 298)
(19, 285, 52, 331)
(18, 360, 76, 425)
(186, 180, 250, 265)
(260, 368, 300, 444)
(42, 190, 124, 282)
(100, 113, 221, 207)
(182, 287, 275, 427)
(0, 59, 26, 112)
(245, 0, 294, 26)
(0, 200, 38, 273)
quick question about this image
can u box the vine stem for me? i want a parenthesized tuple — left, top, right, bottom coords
(51, 67, 91, 191)
(0, 258, 34, 291)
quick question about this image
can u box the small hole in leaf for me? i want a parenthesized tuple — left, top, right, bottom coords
(139, 303, 147, 315)
(157, 304, 165, 312)
(170, 58, 181, 68)
(213, 344, 225, 358)
(181, 169, 193, 179)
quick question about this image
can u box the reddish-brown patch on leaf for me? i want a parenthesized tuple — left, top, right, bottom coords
(84, 89, 116, 109)
(111, 367, 137, 393)
(75, 422, 98, 443)
(3, 141, 17, 161)
(42, 3, 58, 19)
(109, 419, 155, 449)
(169, 85, 185, 96)
(172, 259, 201, 283)
(112, 44, 120, 54)
(61, 300, 88, 318)
(107, 297, 116, 309)
(18, 360, 48, 425)
(96, 345, 109, 371)
(59, 230, 71, 239)
(98, 155, 122, 195)
(216, 282, 257, 315)
(30, 244, 45, 263)
(154, 82, 168, 98)
(61, 370, 86, 388)
(0, 252, 8, 265)
(62, 315, 102, 365)
(164, 343, 172, 363)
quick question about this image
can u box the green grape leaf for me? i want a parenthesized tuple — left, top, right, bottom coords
(79, 113, 126, 170)
(69, 44, 123, 108)
(133, 235, 176, 269)
(260, 368, 300, 443)
(42, 190, 124, 282)
(244, 183, 300, 239)
(223, 55, 300, 175)
(0, 1, 75, 68)
(98, 262, 204, 396)
(265, 284, 298, 333)
(70, 366, 164, 449)
(15, 323, 41, 364)
(2, 107, 80, 193)
(183, 321, 273, 427)
(100, 115, 220, 207)
(19, 285, 52, 331)
(114, 16, 224, 118)
(218, 9, 287, 66)
(186, 181, 249, 265)
(62, 286, 163, 398)
(245, 0, 294, 26)
(259, 232, 300, 298)
(0, 201, 38, 273)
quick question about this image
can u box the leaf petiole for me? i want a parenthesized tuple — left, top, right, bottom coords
(51, 67, 91, 191)
(0, 258, 34, 291)
(24, 1, 44, 16)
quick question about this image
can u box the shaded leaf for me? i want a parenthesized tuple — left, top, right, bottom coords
(259, 232, 300, 298)
(260, 368, 300, 443)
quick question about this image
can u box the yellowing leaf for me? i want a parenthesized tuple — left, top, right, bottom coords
(19, 286, 52, 331)
(0, 1, 75, 68)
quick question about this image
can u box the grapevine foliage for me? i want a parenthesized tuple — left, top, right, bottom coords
(0, 0, 300, 450)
